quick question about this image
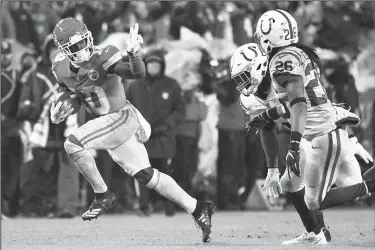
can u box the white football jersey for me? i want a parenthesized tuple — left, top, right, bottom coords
(269, 46, 337, 140)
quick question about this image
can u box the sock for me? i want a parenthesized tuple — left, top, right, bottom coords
(95, 191, 108, 199)
(286, 189, 325, 234)
(153, 172, 197, 214)
(73, 151, 108, 194)
(192, 201, 204, 218)
(362, 165, 375, 182)
(320, 182, 369, 210)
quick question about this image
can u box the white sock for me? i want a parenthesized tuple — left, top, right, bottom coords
(74, 151, 108, 193)
(153, 172, 197, 214)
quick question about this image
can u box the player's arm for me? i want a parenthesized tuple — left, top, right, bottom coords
(260, 121, 283, 197)
(260, 122, 279, 169)
(107, 53, 145, 79)
(270, 52, 307, 178)
(276, 73, 306, 178)
(107, 23, 145, 79)
(277, 74, 306, 137)
(50, 70, 77, 124)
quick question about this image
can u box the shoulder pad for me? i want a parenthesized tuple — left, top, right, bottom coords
(269, 47, 304, 77)
(99, 45, 122, 71)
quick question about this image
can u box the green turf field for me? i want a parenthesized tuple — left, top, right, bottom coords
(2, 208, 374, 250)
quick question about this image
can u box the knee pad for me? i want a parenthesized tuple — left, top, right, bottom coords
(64, 135, 87, 162)
(134, 167, 160, 189)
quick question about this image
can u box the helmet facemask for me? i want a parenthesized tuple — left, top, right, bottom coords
(232, 64, 264, 96)
(56, 31, 94, 63)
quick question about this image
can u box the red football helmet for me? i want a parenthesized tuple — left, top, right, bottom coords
(53, 18, 94, 63)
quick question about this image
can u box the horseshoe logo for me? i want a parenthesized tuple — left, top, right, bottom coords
(248, 46, 258, 57)
(260, 18, 275, 35)
(240, 46, 259, 62)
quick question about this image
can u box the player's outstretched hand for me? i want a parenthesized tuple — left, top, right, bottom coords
(263, 168, 282, 198)
(50, 101, 74, 124)
(350, 136, 373, 164)
(127, 23, 143, 54)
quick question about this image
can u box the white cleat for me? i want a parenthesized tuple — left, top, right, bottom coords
(282, 229, 328, 245)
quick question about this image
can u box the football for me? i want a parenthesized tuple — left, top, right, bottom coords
(54, 91, 81, 113)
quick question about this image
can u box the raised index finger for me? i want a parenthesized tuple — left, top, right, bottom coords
(133, 23, 139, 37)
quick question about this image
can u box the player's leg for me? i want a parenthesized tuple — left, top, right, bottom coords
(280, 144, 329, 245)
(362, 165, 375, 182)
(64, 110, 135, 220)
(304, 129, 374, 211)
(335, 151, 362, 187)
(108, 135, 214, 242)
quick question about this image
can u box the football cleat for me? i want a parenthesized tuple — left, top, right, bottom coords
(193, 201, 215, 243)
(282, 228, 328, 245)
(82, 191, 116, 221)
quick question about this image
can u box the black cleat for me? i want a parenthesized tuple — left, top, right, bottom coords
(323, 227, 332, 242)
(193, 201, 215, 243)
(82, 191, 116, 221)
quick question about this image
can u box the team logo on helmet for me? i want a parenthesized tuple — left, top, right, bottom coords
(87, 69, 99, 81)
(260, 18, 275, 35)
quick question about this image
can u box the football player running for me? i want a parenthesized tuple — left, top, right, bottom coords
(230, 40, 374, 246)
(50, 18, 214, 242)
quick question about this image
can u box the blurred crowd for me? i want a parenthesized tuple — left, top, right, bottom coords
(2, 1, 375, 218)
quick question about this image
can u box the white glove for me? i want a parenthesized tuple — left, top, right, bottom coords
(127, 23, 143, 54)
(263, 168, 283, 198)
(350, 136, 373, 164)
(50, 101, 74, 124)
(334, 105, 361, 126)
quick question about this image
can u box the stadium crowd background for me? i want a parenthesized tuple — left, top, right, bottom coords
(1, 1, 375, 218)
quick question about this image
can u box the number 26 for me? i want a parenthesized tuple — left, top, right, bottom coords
(275, 61, 293, 72)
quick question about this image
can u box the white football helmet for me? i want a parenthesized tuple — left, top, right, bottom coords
(230, 43, 268, 96)
(254, 9, 298, 55)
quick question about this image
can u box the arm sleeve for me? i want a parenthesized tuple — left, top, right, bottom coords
(105, 45, 146, 79)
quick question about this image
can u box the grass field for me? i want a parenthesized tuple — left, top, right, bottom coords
(2, 208, 374, 250)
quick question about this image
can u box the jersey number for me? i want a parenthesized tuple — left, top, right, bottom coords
(275, 61, 293, 72)
(305, 63, 328, 106)
(81, 87, 111, 115)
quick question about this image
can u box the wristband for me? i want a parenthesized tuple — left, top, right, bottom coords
(289, 131, 302, 151)
(267, 168, 280, 174)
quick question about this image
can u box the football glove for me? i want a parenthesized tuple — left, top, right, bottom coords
(286, 131, 302, 179)
(50, 101, 74, 124)
(263, 168, 282, 198)
(334, 104, 361, 127)
(245, 113, 269, 135)
(286, 148, 300, 179)
(127, 23, 143, 54)
(350, 136, 373, 164)
(245, 106, 280, 135)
